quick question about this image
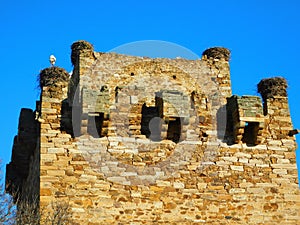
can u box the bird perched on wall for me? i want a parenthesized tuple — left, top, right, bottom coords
(49, 55, 56, 66)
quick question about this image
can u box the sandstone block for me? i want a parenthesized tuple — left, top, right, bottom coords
(230, 165, 244, 171)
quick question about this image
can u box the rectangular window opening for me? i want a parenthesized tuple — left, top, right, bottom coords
(87, 113, 104, 138)
(141, 104, 161, 141)
(167, 117, 181, 143)
(242, 122, 259, 146)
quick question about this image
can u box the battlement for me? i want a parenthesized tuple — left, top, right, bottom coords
(6, 41, 300, 224)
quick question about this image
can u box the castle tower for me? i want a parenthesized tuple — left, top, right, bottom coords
(38, 67, 70, 210)
(5, 41, 300, 224)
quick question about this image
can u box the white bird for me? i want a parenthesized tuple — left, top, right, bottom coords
(49, 55, 56, 66)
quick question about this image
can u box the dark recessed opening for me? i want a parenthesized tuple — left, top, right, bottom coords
(202, 132, 208, 137)
(167, 117, 181, 143)
(100, 85, 108, 92)
(172, 75, 176, 79)
(130, 72, 135, 76)
(141, 104, 161, 141)
(242, 122, 259, 146)
(191, 91, 196, 109)
(87, 113, 104, 138)
(263, 101, 268, 116)
(115, 87, 119, 103)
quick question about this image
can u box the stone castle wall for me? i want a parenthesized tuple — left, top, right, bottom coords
(6, 41, 300, 224)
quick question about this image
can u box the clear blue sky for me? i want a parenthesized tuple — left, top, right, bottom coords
(1, 1, 299, 181)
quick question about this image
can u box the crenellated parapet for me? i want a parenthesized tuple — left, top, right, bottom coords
(225, 77, 295, 145)
(257, 77, 293, 139)
(5, 41, 300, 224)
(202, 47, 232, 101)
(70, 40, 94, 66)
(226, 95, 265, 145)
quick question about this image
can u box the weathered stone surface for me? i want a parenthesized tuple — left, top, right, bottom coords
(6, 41, 300, 224)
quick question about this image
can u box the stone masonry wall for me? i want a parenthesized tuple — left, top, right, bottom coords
(6, 107, 39, 203)
(7, 42, 300, 224)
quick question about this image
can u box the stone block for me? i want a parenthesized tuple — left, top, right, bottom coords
(271, 164, 296, 169)
(222, 156, 238, 162)
(41, 153, 57, 162)
(47, 169, 65, 176)
(230, 165, 244, 171)
(130, 95, 138, 104)
(273, 169, 288, 175)
(156, 180, 171, 187)
(47, 148, 65, 154)
(173, 182, 185, 189)
(229, 188, 245, 194)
